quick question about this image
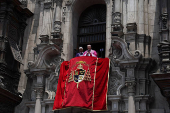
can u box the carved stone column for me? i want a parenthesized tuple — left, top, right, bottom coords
(111, 0, 123, 37)
(53, 0, 62, 32)
(108, 95, 122, 113)
(34, 74, 44, 113)
(51, 0, 63, 53)
(126, 81, 136, 113)
(138, 0, 144, 34)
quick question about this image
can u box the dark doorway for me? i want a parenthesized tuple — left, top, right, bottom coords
(77, 4, 106, 58)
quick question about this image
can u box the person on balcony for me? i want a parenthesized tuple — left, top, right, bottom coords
(76, 47, 84, 57)
(83, 45, 97, 57)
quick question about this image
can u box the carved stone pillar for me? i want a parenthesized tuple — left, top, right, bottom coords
(34, 86, 43, 113)
(138, 0, 144, 34)
(159, 13, 168, 41)
(54, 0, 62, 32)
(126, 81, 136, 113)
(34, 74, 44, 113)
(37, 35, 49, 51)
(125, 23, 137, 52)
(51, 0, 63, 52)
(111, 0, 123, 37)
(108, 95, 122, 113)
(127, 0, 136, 23)
(51, 0, 63, 40)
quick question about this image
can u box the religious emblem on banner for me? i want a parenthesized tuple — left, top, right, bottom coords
(68, 61, 91, 88)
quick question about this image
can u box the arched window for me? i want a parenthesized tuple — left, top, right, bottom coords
(77, 4, 106, 58)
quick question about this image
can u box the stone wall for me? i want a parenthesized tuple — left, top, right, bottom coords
(15, 0, 170, 113)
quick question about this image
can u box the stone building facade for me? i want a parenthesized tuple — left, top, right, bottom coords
(7, 0, 170, 113)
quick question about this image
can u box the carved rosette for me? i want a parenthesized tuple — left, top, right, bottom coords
(125, 81, 136, 94)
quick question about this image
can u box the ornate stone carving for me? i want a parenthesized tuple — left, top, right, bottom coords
(133, 50, 142, 59)
(108, 65, 125, 95)
(111, 12, 123, 37)
(111, 41, 122, 59)
(126, 23, 137, 33)
(108, 76, 121, 95)
(157, 41, 170, 73)
(34, 86, 44, 98)
(113, 12, 121, 23)
(110, 37, 142, 60)
(62, 6, 67, 23)
(112, 0, 115, 14)
(19, 0, 27, 8)
(65, 0, 72, 6)
(54, 21, 61, 33)
(125, 81, 136, 94)
(0, 76, 5, 88)
(44, 1, 52, 9)
(55, 0, 62, 6)
(159, 13, 168, 30)
(8, 37, 23, 64)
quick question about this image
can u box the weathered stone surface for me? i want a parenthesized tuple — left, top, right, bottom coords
(10, 0, 170, 113)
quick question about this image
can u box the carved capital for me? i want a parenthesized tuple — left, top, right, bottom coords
(126, 23, 137, 33)
(34, 85, 44, 99)
(125, 81, 136, 94)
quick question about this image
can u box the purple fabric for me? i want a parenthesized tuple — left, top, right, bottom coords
(76, 52, 84, 57)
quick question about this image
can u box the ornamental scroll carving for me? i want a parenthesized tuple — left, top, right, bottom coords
(108, 65, 125, 95)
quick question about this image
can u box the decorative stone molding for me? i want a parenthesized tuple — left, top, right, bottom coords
(159, 13, 168, 30)
(34, 86, 44, 99)
(113, 12, 121, 23)
(0, 76, 5, 88)
(45, 61, 61, 99)
(55, 0, 62, 6)
(157, 41, 170, 73)
(27, 44, 60, 70)
(62, 6, 67, 23)
(37, 35, 49, 52)
(126, 23, 137, 33)
(110, 37, 142, 60)
(108, 66, 125, 95)
(108, 95, 122, 113)
(54, 21, 61, 33)
(125, 81, 136, 94)
(44, 1, 52, 9)
(65, 0, 72, 6)
(111, 12, 123, 37)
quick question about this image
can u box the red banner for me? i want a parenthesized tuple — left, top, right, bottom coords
(53, 56, 110, 111)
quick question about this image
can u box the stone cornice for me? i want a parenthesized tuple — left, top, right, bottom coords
(1, 0, 33, 17)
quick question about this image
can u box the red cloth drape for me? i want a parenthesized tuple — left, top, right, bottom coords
(53, 61, 69, 109)
(53, 56, 110, 111)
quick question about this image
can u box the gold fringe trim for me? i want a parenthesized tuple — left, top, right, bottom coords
(91, 58, 98, 110)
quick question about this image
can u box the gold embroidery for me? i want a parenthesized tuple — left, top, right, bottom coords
(68, 71, 73, 82)
(76, 61, 86, 64)
(84, 68, 91, 81)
